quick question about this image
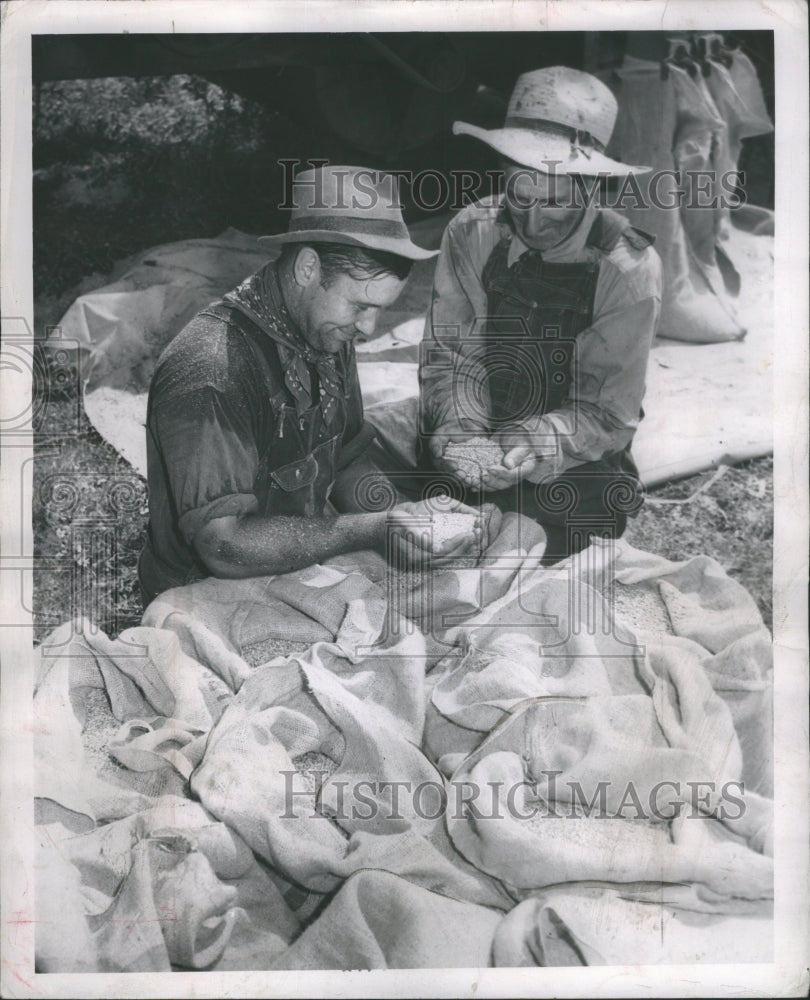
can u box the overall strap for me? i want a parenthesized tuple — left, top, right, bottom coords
(481, 236, 511, 295)
(479, 231, 602, 425)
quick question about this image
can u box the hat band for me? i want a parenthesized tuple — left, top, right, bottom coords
(503, 116, 606, 154)
(287, 215, 409, 239)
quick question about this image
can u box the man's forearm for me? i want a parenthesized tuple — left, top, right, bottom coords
(195, 510, 387, 579)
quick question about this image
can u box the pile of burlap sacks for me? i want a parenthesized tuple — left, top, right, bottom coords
(35, 514, 773, 971)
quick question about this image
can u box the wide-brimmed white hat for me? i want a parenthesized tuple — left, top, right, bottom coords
(260, 165, 437, 260)
(454, 66, 651, 177)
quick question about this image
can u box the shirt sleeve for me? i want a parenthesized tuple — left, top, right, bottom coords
(522, 247, 663, 473)
(419, 211, 494, 434)
(149, 384, 262, 543)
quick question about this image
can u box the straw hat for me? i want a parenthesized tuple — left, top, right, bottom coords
(260, 165, 438, 260)
(454, 66, 651, 176)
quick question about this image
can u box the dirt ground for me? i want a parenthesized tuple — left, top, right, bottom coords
(624, 458, 772, 628)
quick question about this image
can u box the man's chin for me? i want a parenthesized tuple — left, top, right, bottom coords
(323, 333, 352, 353)
(521, 229, 570, 251)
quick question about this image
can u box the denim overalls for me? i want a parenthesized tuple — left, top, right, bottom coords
(476, 210, 653, 560)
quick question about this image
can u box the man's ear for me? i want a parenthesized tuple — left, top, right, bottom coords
(292, 246, 321, 288)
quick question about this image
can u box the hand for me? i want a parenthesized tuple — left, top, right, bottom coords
(385, 497, 484, 569)
(433, 432, 510, 489)
(430, 501, 502, 564)
(427, 429, 473, 478)
(477, 503, 503, 552)
(477, 428, 538, 491)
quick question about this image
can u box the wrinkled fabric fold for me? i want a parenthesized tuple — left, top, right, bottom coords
(35, 517, 773, 970)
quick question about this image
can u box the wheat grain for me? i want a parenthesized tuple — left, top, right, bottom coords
(444, 436, 505, 480)
(610, 584, 672, 637)
(431, 511, 478, 549)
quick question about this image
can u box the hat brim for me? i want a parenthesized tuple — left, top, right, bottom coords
(258, 230, 438, 261)
(453, 121, 651, 177)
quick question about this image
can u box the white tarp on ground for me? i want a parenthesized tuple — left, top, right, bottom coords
(34, 519, 773, 971)
(52, 218, 772, 488)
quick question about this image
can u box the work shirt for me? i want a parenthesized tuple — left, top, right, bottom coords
(419, 196, 663, 477)
(138, 262, 369, 603)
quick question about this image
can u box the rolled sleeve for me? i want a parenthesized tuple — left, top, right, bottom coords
(150, 386, 262, 543)
(178, 493, 259, 544)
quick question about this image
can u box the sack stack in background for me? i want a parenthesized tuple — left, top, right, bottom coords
(602, 43, 773, 343)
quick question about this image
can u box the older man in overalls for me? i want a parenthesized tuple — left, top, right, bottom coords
(421, 67, 663, 562)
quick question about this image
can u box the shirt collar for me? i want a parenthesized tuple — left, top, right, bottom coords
(507, 231, 532, 268)
(223, 262, 345, 419)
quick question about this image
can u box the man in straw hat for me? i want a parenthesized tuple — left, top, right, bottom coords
(139, 165, 483, 603)
(421, 66, 663, 562)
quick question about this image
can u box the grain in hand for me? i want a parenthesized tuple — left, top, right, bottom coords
(444, 436, 505, 480)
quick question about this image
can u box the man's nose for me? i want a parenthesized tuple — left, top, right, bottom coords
(522, 204, 548, 234)
(354, 312, 377, 337)
(524, 203, 567, 230)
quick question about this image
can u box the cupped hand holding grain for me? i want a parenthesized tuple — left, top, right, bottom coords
(429, 502, 503, 563)
(427, 428, 463, 469)
(428, 428, 489, 480)
(481, 428, 540, 490)
(437, 502, 500, 556)
(386, 497, 485, 568)
(431, 510, 479, 549)
(442, 436, 509, 486)
(440, 434, 538, 491)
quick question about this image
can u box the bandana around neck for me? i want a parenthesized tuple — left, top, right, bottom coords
(223, 263, 344, 421)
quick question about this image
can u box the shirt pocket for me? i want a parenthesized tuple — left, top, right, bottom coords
(269, 453, 319, 492)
